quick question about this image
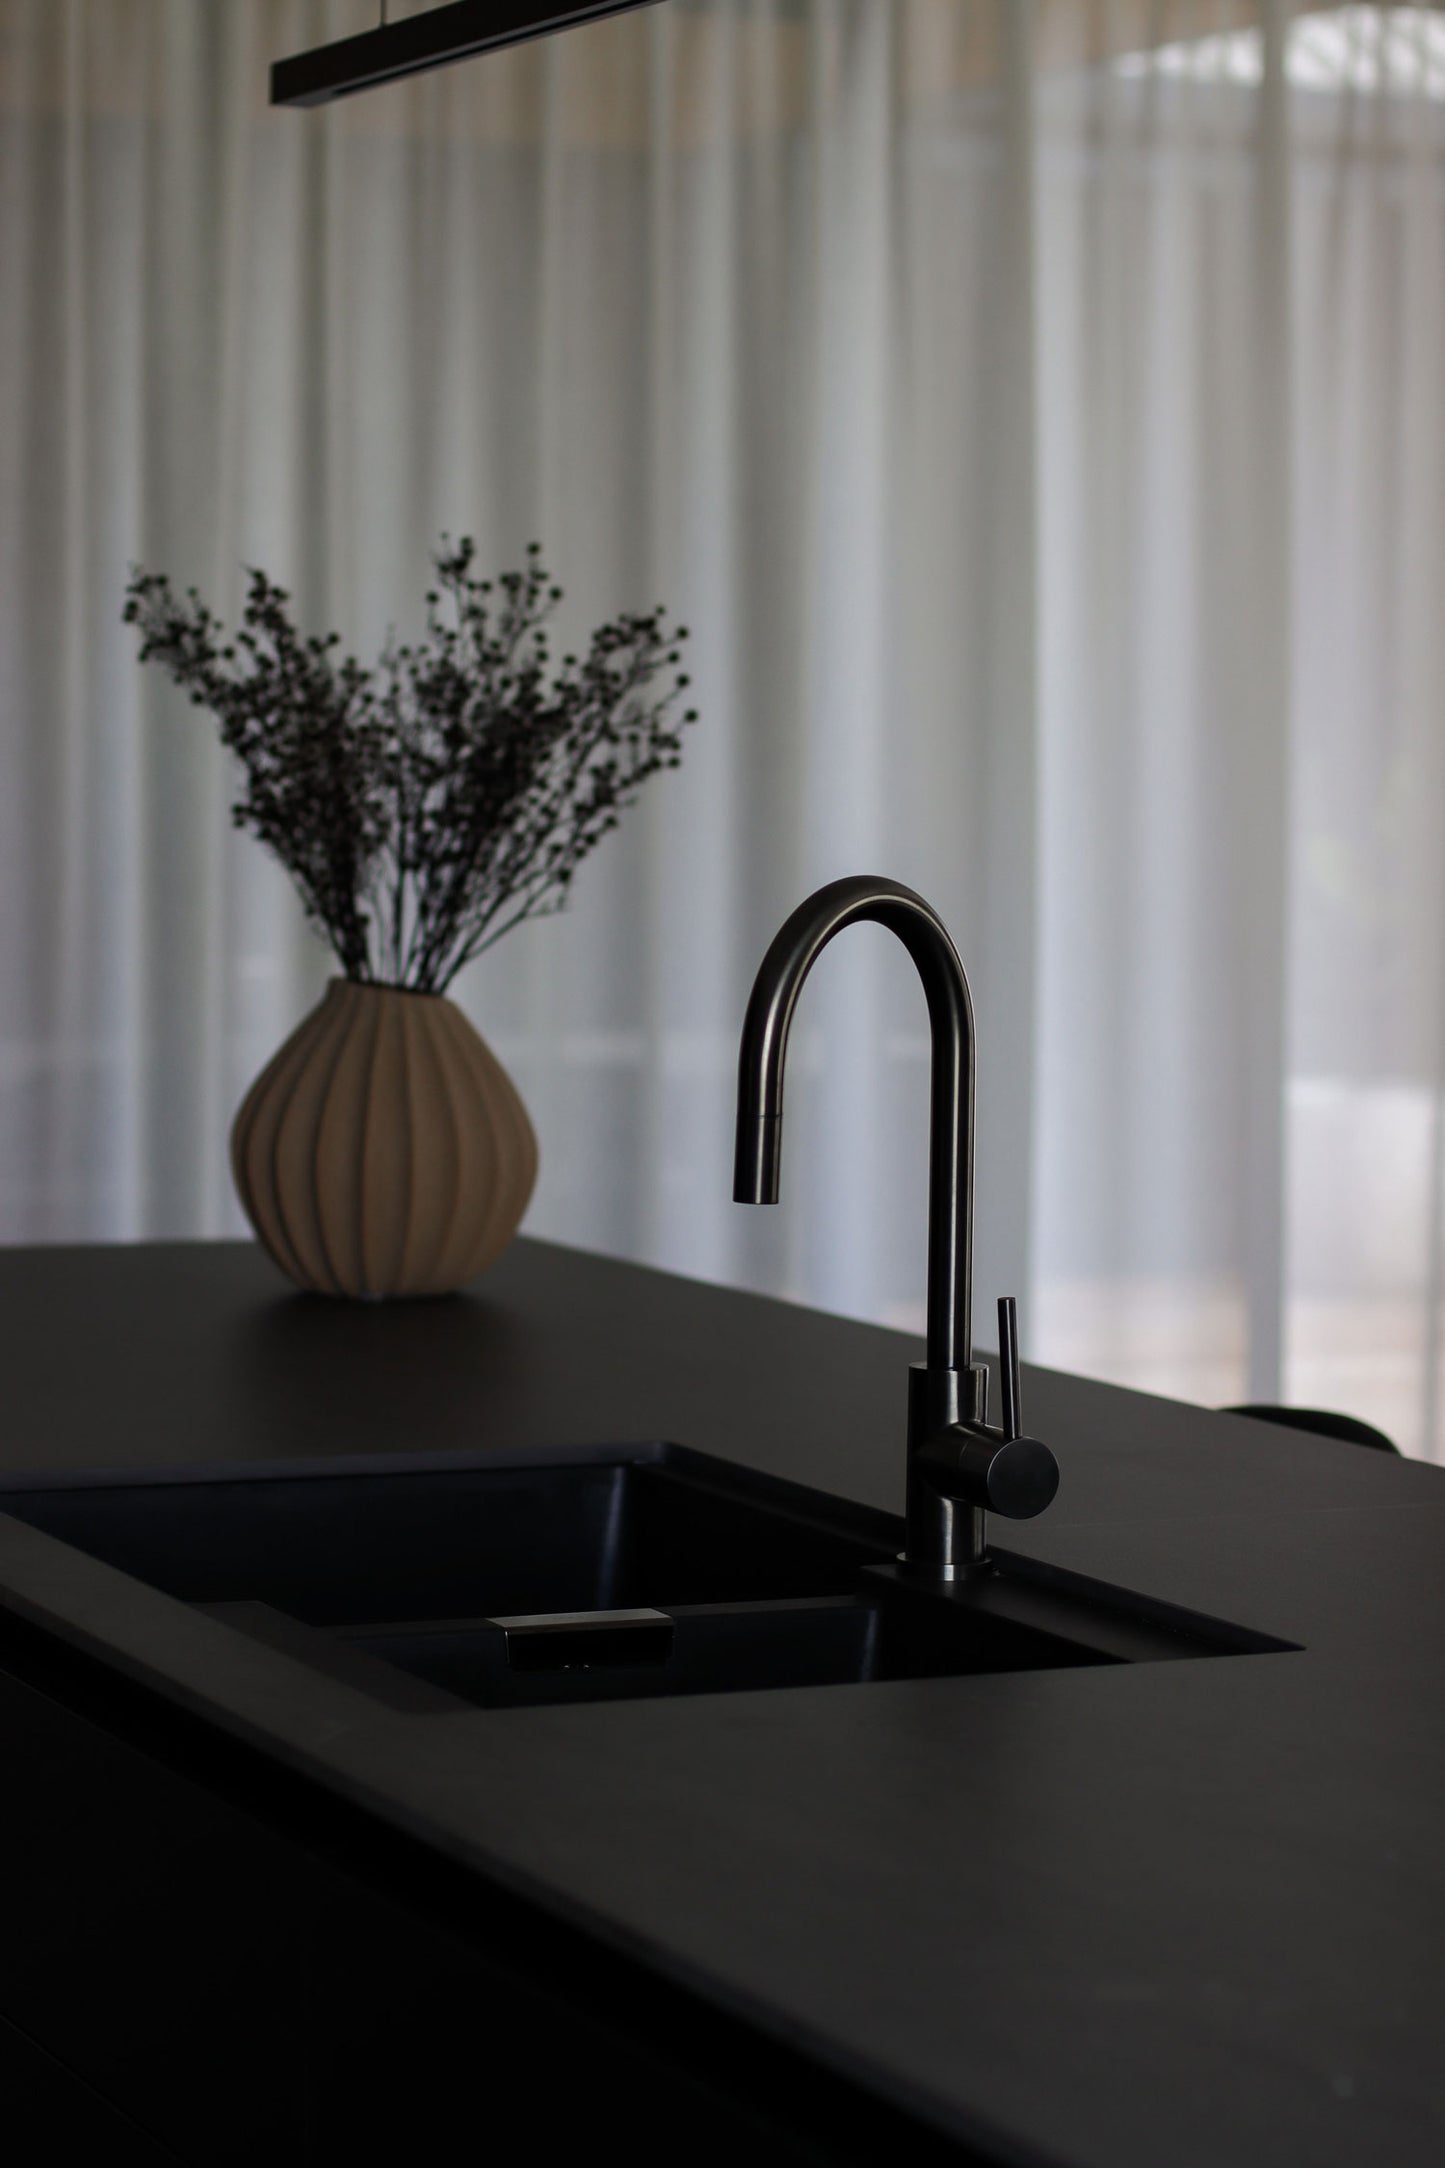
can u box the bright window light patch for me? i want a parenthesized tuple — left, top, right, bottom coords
(1114, 6, 1445, 98)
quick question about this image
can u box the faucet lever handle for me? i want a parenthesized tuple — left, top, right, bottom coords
(998, 1296, 1022, 1441)
(913, 1297, 1058, 1526)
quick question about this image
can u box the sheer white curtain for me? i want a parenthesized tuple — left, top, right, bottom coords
(2, 1, 1442, 1455)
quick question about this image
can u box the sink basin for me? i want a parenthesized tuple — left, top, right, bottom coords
(336, 1588, 1106, 1707)
(3, 1448, 1295, 1711)
(3, 1450, 882, 1622)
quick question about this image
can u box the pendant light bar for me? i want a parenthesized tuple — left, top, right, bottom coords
(270, 0, 662, 107)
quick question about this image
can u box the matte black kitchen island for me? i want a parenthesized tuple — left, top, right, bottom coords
(1, 1237, 1442, 2167)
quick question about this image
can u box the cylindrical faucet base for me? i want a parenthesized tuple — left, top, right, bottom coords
(905, 1362, 989, 1573)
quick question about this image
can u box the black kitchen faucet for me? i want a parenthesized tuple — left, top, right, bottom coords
(734, 875, 1059, 1578)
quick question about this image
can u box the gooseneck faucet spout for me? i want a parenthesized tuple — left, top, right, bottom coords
(733, 875, 976, 1375)
(734, 875, 1058, 1578)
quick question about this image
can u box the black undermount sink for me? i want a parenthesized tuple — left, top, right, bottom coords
(3, 1449, 1295, 1712)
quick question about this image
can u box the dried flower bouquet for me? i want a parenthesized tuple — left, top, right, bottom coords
(124, 539, 696, 991)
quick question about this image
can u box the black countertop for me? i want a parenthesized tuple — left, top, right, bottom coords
(2, 1236, 1443, 2167)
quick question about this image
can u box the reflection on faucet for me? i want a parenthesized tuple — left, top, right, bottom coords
(733, 875, 1058, 1579)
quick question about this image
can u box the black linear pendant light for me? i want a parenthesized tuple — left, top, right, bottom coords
(271, 0, 664, 108)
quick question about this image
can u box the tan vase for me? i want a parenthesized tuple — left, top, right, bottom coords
(231, 978, 537, 1299)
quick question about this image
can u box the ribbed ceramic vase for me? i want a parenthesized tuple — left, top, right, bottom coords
(231, 979, 537, 1299)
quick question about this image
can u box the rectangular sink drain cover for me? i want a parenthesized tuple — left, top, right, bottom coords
(488, 1608, 675, 1672)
